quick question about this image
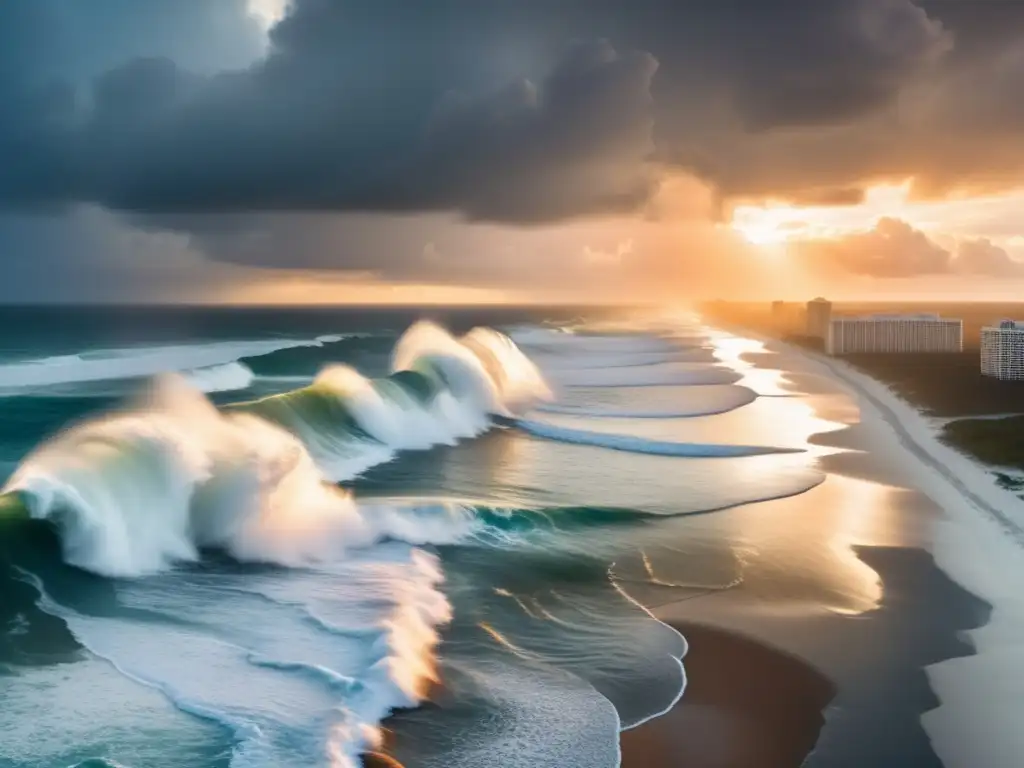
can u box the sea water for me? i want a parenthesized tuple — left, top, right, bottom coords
(0, 306, 823, 768)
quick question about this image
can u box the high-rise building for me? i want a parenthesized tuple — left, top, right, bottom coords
(981, 320, 1024, 379)
(826, 314, 963, 355)
(806, 297, 832, 339)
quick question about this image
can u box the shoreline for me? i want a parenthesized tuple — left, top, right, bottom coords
(737, 328, 1024, 767)
(620, 323, 1022, 768)
(620, 621, 835, 768)
(373, 321, 1022, 768)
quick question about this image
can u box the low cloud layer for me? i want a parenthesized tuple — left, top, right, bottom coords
(795, 217, 1024, 278)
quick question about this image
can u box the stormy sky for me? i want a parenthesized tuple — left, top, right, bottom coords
(4, 0, 1024, 302)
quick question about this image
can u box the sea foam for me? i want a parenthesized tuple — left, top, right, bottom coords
(0, 335, 353, 394)
(2, 321, 550, 768)
(3, 322, 548, 576)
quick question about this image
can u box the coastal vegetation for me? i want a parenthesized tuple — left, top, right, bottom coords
(941, 416, 1024, 473)
(841, 353, 1024, 418)
(836, 355, 1024, 471)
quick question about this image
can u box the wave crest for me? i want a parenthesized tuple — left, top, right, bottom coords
(1, 322, 547, 577)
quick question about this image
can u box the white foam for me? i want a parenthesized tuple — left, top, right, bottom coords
(514, 417, 801, 458)
(4, 378, 485, 576)
(550, 363, 741, 388)
(184, 362, 256, 394)
(0, 322, 555, 768)
(510, 327, 684, 355)
(0, 336, 348, 394)
(759, 335, 1024, 768)
(536, 385, 757, 419)
(19, 543, 453, 768)
(532, 349, 707, 372)
(3, 323, 550, 576)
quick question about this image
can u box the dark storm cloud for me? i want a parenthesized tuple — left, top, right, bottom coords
(0, 0, 989, 226)
(795, 218, 1024, 278)
(91, 38, 657, 223)
(712, 0, 949, 130)
(0, 207, 241, 302)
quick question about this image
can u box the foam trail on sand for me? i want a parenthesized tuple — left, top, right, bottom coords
(533, 349, 712, 371)
(511, 328, 687, 355)
(550, 363, 741, 388)
(763, 336, 1024, 768)
(536, 384, 757, 419)
(514, 418, 802, 458)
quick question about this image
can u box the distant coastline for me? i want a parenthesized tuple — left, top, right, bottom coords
(701, 302, 1024, 486)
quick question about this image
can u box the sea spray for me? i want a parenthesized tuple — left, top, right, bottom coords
(1, 322, 549, 576)
(1, 321, 549, 767)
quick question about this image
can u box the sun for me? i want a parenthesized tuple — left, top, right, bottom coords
(731, 221, 794, 246)
(729, 203, 807, 246)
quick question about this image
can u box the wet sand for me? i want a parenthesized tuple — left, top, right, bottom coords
(372, 332, 999, 768)
(621, 544, 990, 768)
(620, 622, 835, 768)
(620, 339, 995, 768)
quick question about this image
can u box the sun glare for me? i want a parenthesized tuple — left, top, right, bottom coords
(729, 181, 918, 247)
(247, 0, 290, 29)
(730, 207, 805, 246)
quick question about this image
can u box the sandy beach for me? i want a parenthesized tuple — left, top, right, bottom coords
(620, 621, 835, 768)
(617, 333, 1013, 768)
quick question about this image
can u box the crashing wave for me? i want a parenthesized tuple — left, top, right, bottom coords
(0, 322, 547, 577)
(0, 321, 548, 766)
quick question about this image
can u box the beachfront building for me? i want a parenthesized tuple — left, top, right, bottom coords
(806, 297, 832, 339)
(826, 314, 963, 356)
(981, 320, 1024, 379)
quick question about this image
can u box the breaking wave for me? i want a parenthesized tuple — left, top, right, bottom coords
(0, 319, 804, 768)
(0, 321, 552, 768)
(1, 322, 549, 577)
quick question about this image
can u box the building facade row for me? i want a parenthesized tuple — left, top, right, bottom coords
(825, 315, 963, 355)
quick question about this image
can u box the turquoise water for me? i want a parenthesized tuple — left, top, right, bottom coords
(0, 307, 824, 768)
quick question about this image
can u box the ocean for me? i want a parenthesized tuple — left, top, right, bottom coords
(0, 305, 832, 768)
